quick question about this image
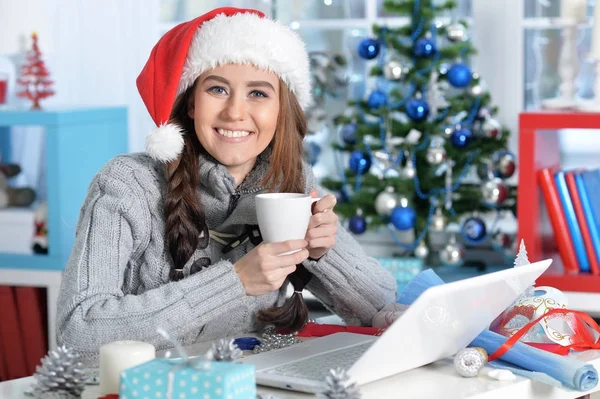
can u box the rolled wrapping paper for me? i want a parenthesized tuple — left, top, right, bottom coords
(99, 340, 156, 395)
(397, 269, 599, 391)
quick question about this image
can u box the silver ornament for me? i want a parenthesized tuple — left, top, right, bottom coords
(444, 126, 454, 137)
(208, 338, 243, 362)
(440, 235, 464, 267)
(493, 151, 516, 179)
(414, 240, 429, 259)
(480, 117, 502, 139)
(453, 347, 487, 377)
(30, 345, 86, 398)
(375, 187, 400, 217)
(430, 208, 447, 232)
(481, 177, 508, 207)
(426, 146, 446, 165)
(383, 60, 409, 81)
(446, 23, 469, 42)
(400, 154, 416, 179)
(470, 84, 484, 96)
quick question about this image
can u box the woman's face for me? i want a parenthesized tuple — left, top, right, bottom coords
(189, 64, 280, 181)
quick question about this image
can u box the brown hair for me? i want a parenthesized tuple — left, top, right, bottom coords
(164, 79, 312, 331)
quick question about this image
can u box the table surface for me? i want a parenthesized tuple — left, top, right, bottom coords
(2, 330, 600, 399)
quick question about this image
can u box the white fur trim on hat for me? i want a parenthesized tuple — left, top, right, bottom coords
(145, 123, 185, 162)
(179, 12, 312, 109)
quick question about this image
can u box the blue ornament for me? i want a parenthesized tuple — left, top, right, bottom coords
(450, 127, 473, 148)
(357, 38, 380, 60)
(341, 123, 358, 145)
(367, 90, 387, 109)
(461, 216, 487, 244)
(447, 63, 473, 88)
(349, 214, 367, 234)
(348, 150, 371, 174)
(414, 37, 436, 58)
(405, 98, 430, 121)
(390, 205, 416, 231)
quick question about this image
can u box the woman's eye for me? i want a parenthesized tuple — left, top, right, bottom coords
(208, 86, 227, 95)
(250, 90, 268, 98)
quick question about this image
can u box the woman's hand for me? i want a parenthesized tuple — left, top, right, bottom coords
(305, 190, 338, 260)
(234, 240, 309, 296)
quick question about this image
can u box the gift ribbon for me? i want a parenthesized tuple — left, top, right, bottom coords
(488, 308, 600, 362)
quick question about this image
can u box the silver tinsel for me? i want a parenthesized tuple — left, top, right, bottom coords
(317, 368, 361, 399)
(208, 338, 243, 362)
(29, 345, 86, 398)
(253, 327, 301, 354)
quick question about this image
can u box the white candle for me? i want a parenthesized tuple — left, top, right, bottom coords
(99, 340, 156, 395)
(592, 2, 600, 59)
(561, 0, 587, 23)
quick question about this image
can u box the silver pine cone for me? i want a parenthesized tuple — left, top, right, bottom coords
(318, 367, 362, 399)
(208, 338, 243, 362)
(29, 345, 86, 398)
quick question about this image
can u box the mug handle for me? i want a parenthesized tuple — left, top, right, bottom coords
(310, 197, 321, 214)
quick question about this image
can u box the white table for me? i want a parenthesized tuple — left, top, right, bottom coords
(2, 343, 600, 399)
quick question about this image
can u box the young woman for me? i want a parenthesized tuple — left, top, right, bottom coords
(56, 7, 397, 366)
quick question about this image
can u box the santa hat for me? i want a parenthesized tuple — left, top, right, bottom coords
(137, 7, 312, 162)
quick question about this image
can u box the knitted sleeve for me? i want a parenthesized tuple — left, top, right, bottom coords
(301, 162, 398, 326)
(56, 157, 246, 362)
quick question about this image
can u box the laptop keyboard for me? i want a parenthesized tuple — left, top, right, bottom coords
(264, 342, 372, 381)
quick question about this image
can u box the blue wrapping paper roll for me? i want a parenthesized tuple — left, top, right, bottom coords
(397, 269, 598, 391)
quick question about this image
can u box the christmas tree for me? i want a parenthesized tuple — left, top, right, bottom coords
(17, 32, 55, 110)
(321, 0, 517, 265)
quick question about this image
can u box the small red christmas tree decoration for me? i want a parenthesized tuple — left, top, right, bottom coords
(17, 32, 55, 110)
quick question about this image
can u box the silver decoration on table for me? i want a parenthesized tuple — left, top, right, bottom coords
(446, 22, 469, 43)
(375, 186, 400, 217)
(28, 345, 86, 398)
(481, 178, 508, 207)
(453, 347, 487, 377)
(253, 327, 301, 354)
(317, 367, 362, 399)
(414, 240, 430, 259)
(383, 59, 409, 81)
(439, 234, 464, 267)
(207, 338, 243, 362)
(430, 208, 447, 232)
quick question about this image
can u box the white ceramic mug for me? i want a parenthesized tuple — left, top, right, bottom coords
(255, 193, 319, 253)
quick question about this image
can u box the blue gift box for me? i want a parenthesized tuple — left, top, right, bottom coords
(120, 358, 256, 399)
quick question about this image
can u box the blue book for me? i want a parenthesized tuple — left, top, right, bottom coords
(555, 171, 590, 272)
(574, 172, 600, 274)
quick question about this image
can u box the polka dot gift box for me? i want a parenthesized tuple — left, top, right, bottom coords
(119, 358, 256, 399)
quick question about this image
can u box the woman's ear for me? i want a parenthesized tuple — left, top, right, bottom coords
(187, 95, 195, 119)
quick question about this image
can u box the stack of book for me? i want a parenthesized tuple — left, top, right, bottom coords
(538, 168, 600, 275)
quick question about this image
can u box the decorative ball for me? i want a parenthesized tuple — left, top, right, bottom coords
(450, 127, 473, 148)
(405, 98, 430, 121)
(447, 63, 473, 88)
(341, 123, 358, 145)
(476, 161, 495, 181)
(454, 347, 487, 378)
(439, 63, 451, 75)
(358, 38, 380, 60)
(431, 209, 447, 232)
(491, 231, 511, 251)
(400, 163, 416, 179)
(443, 126, 454, 137)
(461, 216, 487, 244)
(349, 214, 367, 234)
(414, 241, 429, 259)
(390, 205, 416, 231)
(440, 237, 464, 267)
(493, 150, 517, 179)
(446, 23, 469, 43)
(480, 117, 502, 139)
(383, 60, 409, 81)
(426, 146, 446, 165)
(375, 188, 400, 217)
(470, 84, 484, 96)
(482, 178, 508, 207)
(368, 90, 388, 109)
(349, 150, 371, 174)
(414, 37, 437, 58)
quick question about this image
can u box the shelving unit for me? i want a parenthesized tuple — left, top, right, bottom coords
(0, 106, 128, 348)
(517, 110, 600, 315)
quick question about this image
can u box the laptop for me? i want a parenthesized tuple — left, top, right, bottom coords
(238, 259, 552, 393)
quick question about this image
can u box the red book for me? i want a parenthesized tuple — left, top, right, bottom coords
(565, 171, 600, 275)
(15, 287, 48, 375)
(537, 168, 580, 274)
(0, 286, 28, 379)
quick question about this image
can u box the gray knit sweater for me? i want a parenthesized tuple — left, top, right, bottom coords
(56, 151, 397, 366)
